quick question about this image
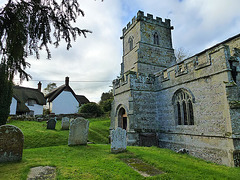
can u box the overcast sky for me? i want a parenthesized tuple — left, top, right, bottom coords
(7, 0, 240, 102)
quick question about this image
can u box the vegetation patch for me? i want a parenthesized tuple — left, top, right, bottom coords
(122, 157, 164, 177)
(1, 118, 239, 179)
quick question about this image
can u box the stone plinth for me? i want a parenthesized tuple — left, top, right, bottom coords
(61, 117, 70, 130)
(68, 117, 89, 146)
(111, 127, 127, 153)
(47, 119, 57, 130)
(0, 125, 24, 163)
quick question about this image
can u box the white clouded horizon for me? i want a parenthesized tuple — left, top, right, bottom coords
(8, 0, 240, 102)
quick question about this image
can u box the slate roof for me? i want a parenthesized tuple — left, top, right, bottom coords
(13, 86, 46, 113)
(45, 83, 89, 105)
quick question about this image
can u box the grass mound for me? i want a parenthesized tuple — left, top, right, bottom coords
(1, 145, 240, 180)
(1, 118, 239, 179)
(9, 117, 110, 149)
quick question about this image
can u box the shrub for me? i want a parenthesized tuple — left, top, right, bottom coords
(79, 102, 104, 117)
(101, 98, 113, 112)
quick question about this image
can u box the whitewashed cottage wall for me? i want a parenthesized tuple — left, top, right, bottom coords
(51, 91, 79, 114)
(10, 97, 17, 115)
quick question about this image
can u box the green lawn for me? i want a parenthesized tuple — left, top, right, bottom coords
(8, 118, 110, 149)
(0, 118, 240, 179)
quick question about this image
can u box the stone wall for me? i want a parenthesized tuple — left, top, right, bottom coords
(111, 10, 240, 166)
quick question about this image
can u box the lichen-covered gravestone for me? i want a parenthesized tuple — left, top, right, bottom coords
(68, 117, 89, 146)
(111, 127, 127, 153)
(61, 117, 70, 130)
(47, 118, 57, 130)
(0, 125, 24, 163)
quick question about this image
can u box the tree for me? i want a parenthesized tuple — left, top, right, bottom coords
(0, 0, 91, 80)
(99, 90, 113, 105)
(0, 0, 94, 125)
(0, 64, 13, 125)
(99, 90, 113, 112)
(43, 82, 57, 95)
(79, 102, 104, 117)
(175, 47, 191, 63)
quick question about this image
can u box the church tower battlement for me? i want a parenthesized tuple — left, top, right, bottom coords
(121, 11, 176, 76)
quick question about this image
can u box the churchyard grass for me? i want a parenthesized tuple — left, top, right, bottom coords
(8, 117, 110, 149)
(0, 118, 240, 179)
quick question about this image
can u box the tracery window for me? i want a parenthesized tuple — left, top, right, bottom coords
(153, 32, 159, 45)
(173, 89, 194, 125)
(128, 36, 133, 51)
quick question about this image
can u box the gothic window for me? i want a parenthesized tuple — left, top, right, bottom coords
(229, 60, 237, 82)
(128, 37, 133, 51)
(177, 102, 181, 125)
(173, 89, 194, 125)
(153, 32, 159, 45)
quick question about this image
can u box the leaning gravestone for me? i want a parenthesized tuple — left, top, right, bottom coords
(47, 118, 57, 130)
(61, 117, 70, 130)
(68, 117, 89, 146)
(111, 127, 127, 153)
(0, 125, 24, 163)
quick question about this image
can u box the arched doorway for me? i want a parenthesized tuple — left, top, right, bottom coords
(118, 107, 127, 130)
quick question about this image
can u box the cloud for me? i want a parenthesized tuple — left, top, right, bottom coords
(11, 0, 240, 102)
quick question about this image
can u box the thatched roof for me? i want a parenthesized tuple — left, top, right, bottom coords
(45, 84, 89, 105)
(76, 95, 90, 104)
(13, 86, 46, 113)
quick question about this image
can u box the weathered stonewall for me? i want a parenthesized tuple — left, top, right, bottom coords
(61, 117, 70, 130)
(68, 117, 89, 146)
(0, 125, 24, 163)
(47, 118, 57, 130)
(111, 127, 127, 153)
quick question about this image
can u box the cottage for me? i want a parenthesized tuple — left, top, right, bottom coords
(10, 82, 46, 115)
(45, 77, 89, 115)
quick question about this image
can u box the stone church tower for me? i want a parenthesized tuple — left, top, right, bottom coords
(120, 11, 175, 75)
(111, 11, 240, 167)
(111, 10, 176, 146)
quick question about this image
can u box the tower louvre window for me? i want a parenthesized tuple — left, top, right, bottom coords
(153, 32, 159, 45)
(173, 89, 194, 125)
(128, 37, 133, 51)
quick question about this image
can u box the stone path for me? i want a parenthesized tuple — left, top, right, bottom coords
(27, 166, 56, 180)
(122, 158, 164, 177)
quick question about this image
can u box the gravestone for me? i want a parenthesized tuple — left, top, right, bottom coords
(68, 117, 89, 146)
(0, 125, 24, 163)
(47, 118, 57, 130)
(111, 127, 127, 153)
(61, 117, 70, 130)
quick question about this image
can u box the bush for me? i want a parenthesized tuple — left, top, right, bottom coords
(79, 102, 104, 117)
(101, 98, 113, 112)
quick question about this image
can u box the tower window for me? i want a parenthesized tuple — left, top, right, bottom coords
(128, 37, 133, 51)
(153, 32, 159, 45)
(173, 89, 194, 125)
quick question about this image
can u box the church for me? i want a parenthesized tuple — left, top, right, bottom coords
(110, 11, 240, 167)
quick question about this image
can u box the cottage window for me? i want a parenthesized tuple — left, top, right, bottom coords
(173, 89, 194, 125)
(28, 99, 36, 106)
(128, 37, 133, 51)
(153, 32, 159, 45)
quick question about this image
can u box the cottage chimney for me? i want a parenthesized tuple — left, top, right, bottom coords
(38, 81, 42, 91)
(65, 76, 69, 86)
